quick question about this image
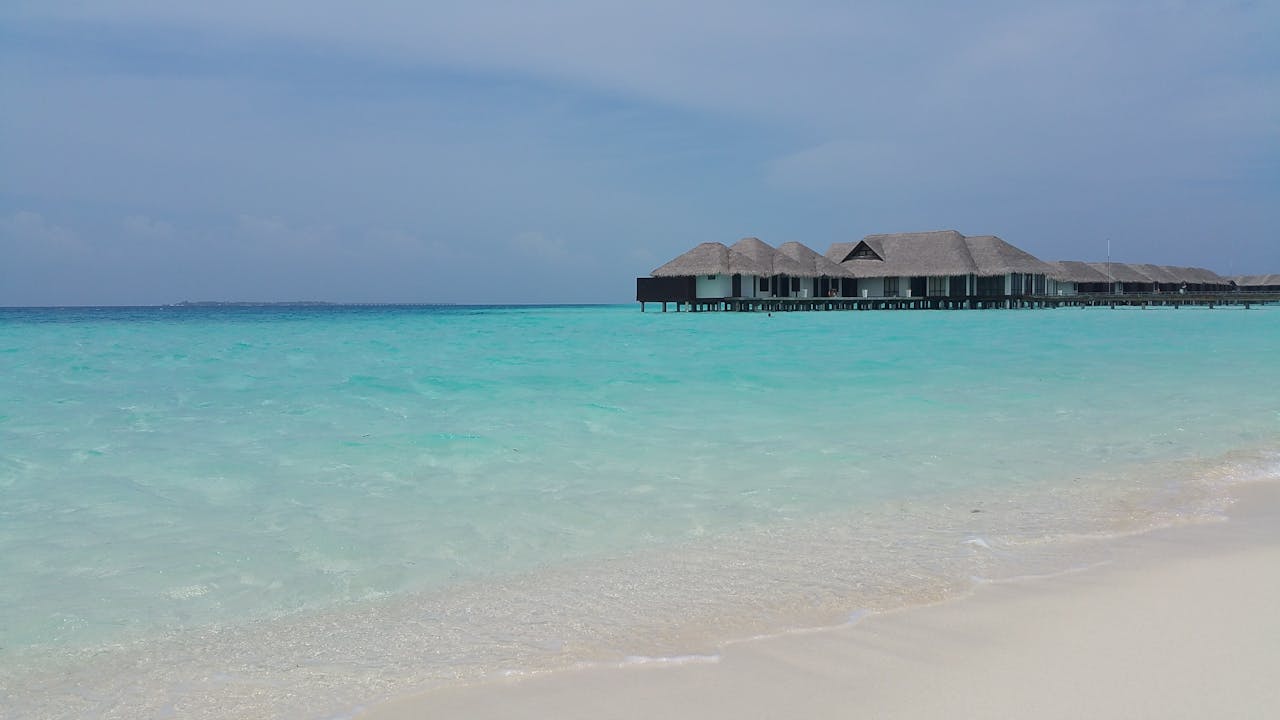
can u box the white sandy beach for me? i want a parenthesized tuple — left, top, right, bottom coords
(364, 480, 1280, 720)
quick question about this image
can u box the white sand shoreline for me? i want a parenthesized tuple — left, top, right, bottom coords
(363, 479, 1280, 719)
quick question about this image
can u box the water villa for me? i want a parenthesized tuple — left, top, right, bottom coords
(1234, 275, 1280, 293)
(636, 230, 1273, 312)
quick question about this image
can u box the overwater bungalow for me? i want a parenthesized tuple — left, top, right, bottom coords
(642, 237, 850, 305)
(1049, 262, 1230, 295)
(1086, 263, 1156, 294)
(1176, 267, 1232, 292)
(635, 231, 1271, 311)
(1047, 261, 1112, 295)
(1235, 274, 1280, 292)
(729, 237, 812, 298)
(776, 241, 856, 299)
(642, 241, 769, 302)
(1130, 264, 1185, 293)
(825, 230, 1053, 299)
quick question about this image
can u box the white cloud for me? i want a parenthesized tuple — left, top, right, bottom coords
(121, 214, 174, 241)
(511, 231, 568, 260)
(361, 228, 461, 262)
(769, 139, 915, 194)
(0, 211, 86, 260)
(232, 214, 341, 253)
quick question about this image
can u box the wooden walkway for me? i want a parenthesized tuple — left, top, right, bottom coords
(640, 293, 1280, 313)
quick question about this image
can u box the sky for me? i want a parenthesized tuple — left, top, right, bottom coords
(1, 1, 1277, 305)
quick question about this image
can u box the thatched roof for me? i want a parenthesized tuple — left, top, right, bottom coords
(1054, 262, 1227, 285)
(1155, 266, 1196, 284)
(729, 236, 773, 269)
(1177, 267, 1228, 284)
(826, 230, 1053, 278)
(650, 234, 1242, 289)
(1087, 262, 1153, 283)
(650, 242, 768, 277)
(827, 230, 976, 278)
(776, 241, 852, 278)
(730, 237, 808, 277)
(1131, 264, 1183, 285)
(650, 237, 835, 278)
(1235, 274, 1280, 287)
(966, 235, 1057, 275)
(1048, 261, 1113, 283)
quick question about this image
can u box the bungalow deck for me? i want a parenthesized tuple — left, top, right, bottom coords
(639, 292, 1280, 313)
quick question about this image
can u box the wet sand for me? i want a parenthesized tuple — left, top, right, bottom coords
(363, 480, 1280, 720)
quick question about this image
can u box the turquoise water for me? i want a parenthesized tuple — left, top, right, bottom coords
(2, 304, 1278, 718)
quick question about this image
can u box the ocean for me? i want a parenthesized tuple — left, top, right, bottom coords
(2, 303, 1278, 718)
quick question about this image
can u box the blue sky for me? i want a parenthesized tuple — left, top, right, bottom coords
(2, 1, 1277, 305)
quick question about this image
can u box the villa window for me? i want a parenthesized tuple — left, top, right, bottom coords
(707, 275, 717, 280)
(884, 277, 899, 297)
(759, 277, 770, 292)
(927, 276, 947, 295)
(791, 278, 800, 292)
(975, 275, 1004, 296)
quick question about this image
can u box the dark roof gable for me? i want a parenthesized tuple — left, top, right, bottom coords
(839, 240, 883, 263)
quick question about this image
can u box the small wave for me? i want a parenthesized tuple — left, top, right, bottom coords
(165, 584, 210, 600)
(619, 653, 721, 667)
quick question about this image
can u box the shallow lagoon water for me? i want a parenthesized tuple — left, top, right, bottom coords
(1, 304, 1278, 718)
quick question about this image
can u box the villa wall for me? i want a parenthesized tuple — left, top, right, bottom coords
(695, 273, 805, 299)
(695, 274, 734, 299)
(1047, 280, 1078, 296)
(857, 277, 884, 297)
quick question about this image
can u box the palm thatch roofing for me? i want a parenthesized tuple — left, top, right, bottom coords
(1053, 262, 1226, 285)
(1131, 264, 1183, 285)
(826, 230, 975, 278)
(826, 230, 1053, 278)
(776, 241, 852, 278)
(1235, 274, 1280, 287)
(1087, 262, 1153, 283)
(650, 242, 768, 277)
(1176, 267, 1228, 284)
(1048, 261, 1113, 283)
(1154, 266, 1197, 284)
(729, 237, 809, 277)
(650, 234, 1242, 289)
(966, 235, 1057, 275)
